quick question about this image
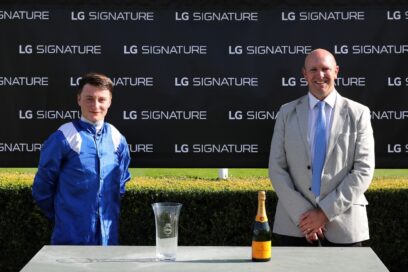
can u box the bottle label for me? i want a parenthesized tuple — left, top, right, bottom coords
(252, 241, 271, 259)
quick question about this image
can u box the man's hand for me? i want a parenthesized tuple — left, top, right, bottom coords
(305, 228, 325, 244)
(299, 208, 329, 241)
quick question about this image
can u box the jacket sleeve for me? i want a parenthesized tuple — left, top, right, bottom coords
(119, 136, 131, 198)
(32, 131, 67, 219)
(318, 106, 375, 221)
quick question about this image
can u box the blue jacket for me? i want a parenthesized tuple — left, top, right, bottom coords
(32, 119, 131, 245)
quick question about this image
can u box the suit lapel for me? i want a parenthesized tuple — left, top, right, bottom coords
(325, 94, 348, 164)
(295, 95, 311, 162)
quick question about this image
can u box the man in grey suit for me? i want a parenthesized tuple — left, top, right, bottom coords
(269, 48, 375, 246)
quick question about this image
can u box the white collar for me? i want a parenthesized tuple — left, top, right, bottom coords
(308, 89, 337, 110)
(80, 116, 104, 132)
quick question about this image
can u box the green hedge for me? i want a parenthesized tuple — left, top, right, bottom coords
(0, 175, 407, 272)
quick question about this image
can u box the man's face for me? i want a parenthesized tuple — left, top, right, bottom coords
(302, 50, 339, 100)
(77, 84, 112, 123)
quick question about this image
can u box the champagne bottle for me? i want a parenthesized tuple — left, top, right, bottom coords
(252, 191, 271, 262)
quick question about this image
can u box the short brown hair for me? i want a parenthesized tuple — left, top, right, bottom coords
(78, 72, 113, 95)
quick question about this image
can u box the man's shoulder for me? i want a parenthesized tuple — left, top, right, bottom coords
(104, 123, 128, 150)
(54, 121, 81, 153)
(279, 95, 307, 112)
(339, 95, 370, 115)
(56, 121, 80, 140)
(57, 121, 77, 133)
(105, 122, 123, 137)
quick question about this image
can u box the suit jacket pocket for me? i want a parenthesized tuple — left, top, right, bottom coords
(354, 195, 369, 206)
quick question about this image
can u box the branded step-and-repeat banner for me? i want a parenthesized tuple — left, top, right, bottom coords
(0, 2, 408, 167)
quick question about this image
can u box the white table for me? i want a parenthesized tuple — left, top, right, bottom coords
(21, 246, 389, 272)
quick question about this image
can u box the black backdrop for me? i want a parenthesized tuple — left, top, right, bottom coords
(1, 0, 408, 167)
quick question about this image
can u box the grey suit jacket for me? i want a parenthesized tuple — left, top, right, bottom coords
(269, 92, 375, 243)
